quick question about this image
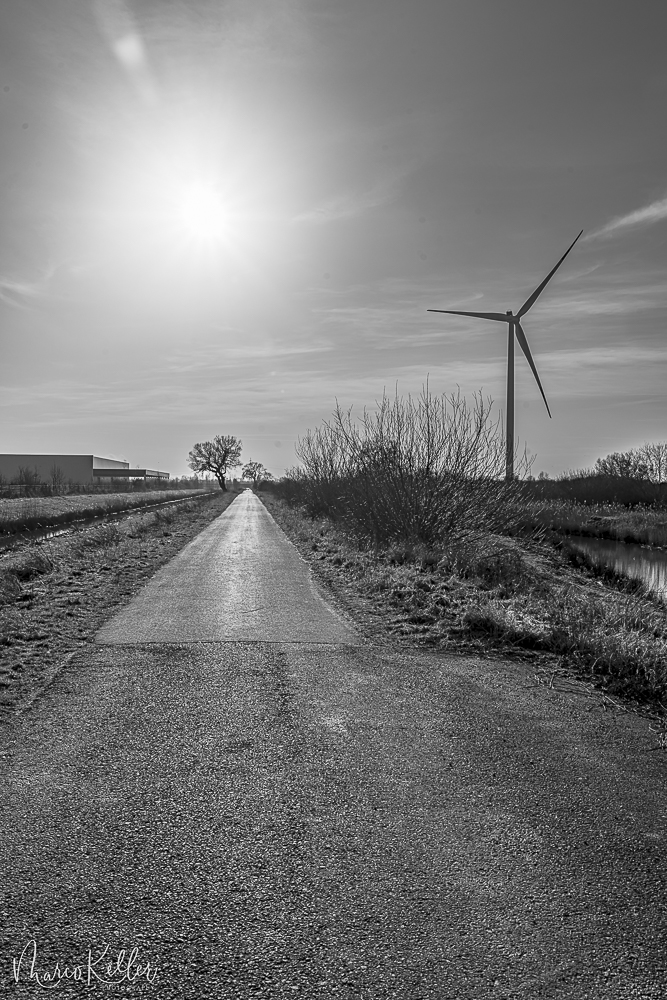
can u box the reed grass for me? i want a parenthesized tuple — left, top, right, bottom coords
(523, 500, 667, 547)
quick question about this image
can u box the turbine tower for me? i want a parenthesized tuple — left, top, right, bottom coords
(428, 230, 583, 481)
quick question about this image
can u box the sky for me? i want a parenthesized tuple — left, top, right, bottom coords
(1, 0, 666, 479)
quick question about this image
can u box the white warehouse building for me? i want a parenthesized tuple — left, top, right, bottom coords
(0, 455, 169, 485)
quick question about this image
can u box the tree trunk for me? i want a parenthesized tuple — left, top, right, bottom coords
(216, 473, 227, 491)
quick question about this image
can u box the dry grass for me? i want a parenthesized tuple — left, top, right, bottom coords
(263, 495, 667, 708)
(462, 582, 667, 699)
(0, 491, 238, 714)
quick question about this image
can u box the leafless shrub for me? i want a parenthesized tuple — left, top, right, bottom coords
(154, 508, 175, 526)
(70, 522, 123, 555)
(0, 571, 21, 605)
(444, 533, 536, 592)
(282, 387, 530, 547)
(49, 465, 68, 495)
(127, 513, 157, 538)
(14, 466, 42, 496)
(7, 546, 54, 582)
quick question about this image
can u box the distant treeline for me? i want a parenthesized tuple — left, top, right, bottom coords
(526, 476, 667, 507)
(533, 441, 667, 506)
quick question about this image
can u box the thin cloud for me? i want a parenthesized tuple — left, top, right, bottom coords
(535, 344, 667, 401)
(533, 281, 667, 318)
(0, 275, 48, 309)
(586, 193, 667, 240)
(0, 263, 73, 308)
(292, 175, 401, 225)
(164, 339, 333, 375)
(293, 111, 439, 225)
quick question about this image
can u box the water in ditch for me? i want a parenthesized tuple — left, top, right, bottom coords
(567, 535, 667, 601)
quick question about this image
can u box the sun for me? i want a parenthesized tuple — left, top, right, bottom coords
(176, 181, 229, 244)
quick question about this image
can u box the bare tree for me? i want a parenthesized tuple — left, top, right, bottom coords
(639, 441, 667, 483)
(49, 464, 67, 495)
(241, 460, 272, 488)
(594, 450, 650, 479)
(16, 466, 42, 494)
(188, 435, 242, 491)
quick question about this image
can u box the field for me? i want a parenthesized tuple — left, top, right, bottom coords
(0, 489, 210, 535)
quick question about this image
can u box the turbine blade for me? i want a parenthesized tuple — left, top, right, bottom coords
(515, 321, 551, 418)
(517, 229, 583, 318)
(427, 309, 508, 322)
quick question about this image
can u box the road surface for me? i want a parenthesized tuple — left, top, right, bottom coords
(1, 491, 666, 998)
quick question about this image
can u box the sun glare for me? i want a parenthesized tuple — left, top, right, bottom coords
(176, 181, 229, 244)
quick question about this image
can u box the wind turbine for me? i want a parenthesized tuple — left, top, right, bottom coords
(428, 230, 583, 481)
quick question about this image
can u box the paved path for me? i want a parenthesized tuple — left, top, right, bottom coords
(1, 494, 666, 998)
(97, 490, 357, 644)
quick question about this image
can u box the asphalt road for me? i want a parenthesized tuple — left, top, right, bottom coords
(1, 492, 666, 998)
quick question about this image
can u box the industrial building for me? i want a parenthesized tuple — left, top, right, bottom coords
(0, 455, 169, 486)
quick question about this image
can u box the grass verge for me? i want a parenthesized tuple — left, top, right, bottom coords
(260, 493, 667, 712)
(0, 490, 239, 717)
